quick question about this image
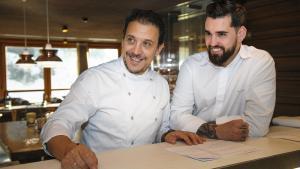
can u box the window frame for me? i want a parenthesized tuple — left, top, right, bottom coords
(0, 39, 121, 103)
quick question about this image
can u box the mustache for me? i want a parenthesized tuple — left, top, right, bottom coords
(208, 45, 225, 51)
(126, 51, 142, 58)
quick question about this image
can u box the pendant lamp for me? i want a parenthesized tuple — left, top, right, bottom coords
(16, 0, 36, 66)
(36, 0, 62, 68)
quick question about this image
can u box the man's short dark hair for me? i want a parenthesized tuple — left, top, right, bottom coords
(206, 0, 247, 28)
(123, 9, 165, 45)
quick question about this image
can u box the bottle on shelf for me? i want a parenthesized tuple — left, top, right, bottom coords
(4, 91, 12, 109)
(42, 93, 49, 106)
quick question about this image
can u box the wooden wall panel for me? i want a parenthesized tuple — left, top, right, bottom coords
(274, 103, 300, 117)
(251, 37, 300, 57)
(0, 43, 6, 101)
(245, 0, 300, 117)
(44, 68, 51, 102)
(274, 57, 300, 72)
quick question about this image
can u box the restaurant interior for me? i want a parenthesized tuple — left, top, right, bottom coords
(0, 0, 299, 168)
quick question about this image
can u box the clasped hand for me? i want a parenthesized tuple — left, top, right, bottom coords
(215, 119, 249, 141)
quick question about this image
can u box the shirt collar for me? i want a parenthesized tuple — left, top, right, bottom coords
(239, 45, 253, 59)
(118, 57, 153, 80)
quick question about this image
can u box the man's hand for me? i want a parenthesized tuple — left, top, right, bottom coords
(215, 119, 249, 141)
(61, 143, 98, 169)
(165, 130, 206, 145)
(47, 135, 98, 169)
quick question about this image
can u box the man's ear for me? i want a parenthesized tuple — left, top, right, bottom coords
(238, 26, 247, 43)
(155, 43, 165, 56)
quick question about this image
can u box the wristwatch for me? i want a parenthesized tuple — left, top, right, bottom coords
(196, 121, 218, 139)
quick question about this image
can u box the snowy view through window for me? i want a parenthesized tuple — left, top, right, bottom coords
(6, 47, 118, 103)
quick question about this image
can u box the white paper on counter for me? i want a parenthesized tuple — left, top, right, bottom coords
(166, 140, 260, 162)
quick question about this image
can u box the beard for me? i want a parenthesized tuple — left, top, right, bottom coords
(208, 42, 237, 66)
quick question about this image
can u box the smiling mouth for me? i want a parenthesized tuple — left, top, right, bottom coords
(211, 47, 222, 52)
(209, 46, 224, 55)
(130, 56, 143, 62)
(127, 52, 144, 64)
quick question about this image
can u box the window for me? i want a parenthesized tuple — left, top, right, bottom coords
(51, 90, 69, 101)
(6, 46, 79, 103)
(87, 48, 118, 68)
(6, 46, 44, 90)
(2, 41, 120, 104)
(9, 91, 44, 103)
(51, 48, 78, 100)
(6, 46, 44, 103)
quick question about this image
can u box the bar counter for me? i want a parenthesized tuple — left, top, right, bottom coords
(1, 126, 300, 169)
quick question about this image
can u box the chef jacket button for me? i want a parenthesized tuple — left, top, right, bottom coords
(131, 141, 134, 145)
(153, 96, 156, 99)
(123, 73, 126, 77)
(155, 118, 158, 121)
(131, 116, 134, 120)
(128, 92, 131, 96)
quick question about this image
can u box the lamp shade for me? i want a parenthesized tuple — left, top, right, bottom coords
(36, 48, 62, 68)
(16, 0, 36, 66)
(16, 53, 36, 64)
(36, 0, 63, 68)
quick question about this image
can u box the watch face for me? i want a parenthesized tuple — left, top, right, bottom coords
(196, 122, 217, 139)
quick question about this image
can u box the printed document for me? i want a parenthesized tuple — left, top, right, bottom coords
(166, 140, 260, 162)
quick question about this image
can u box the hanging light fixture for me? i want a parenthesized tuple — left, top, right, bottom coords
(16, 0, 36, 66)
(36, 0, 62, 68)
(61, 25, 68, 33)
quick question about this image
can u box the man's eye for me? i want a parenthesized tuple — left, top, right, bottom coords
(204, 31, 211, 36)
(127, 37, 135, 44)
(205, 32, 210, 36)
(218, 33, 227, 37)
(143, 41, 152, 48)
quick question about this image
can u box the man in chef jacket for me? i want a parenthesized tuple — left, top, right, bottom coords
(41, 9, 205, 169)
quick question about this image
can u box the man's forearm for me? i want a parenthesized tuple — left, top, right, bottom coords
(47, 135, 78, 160)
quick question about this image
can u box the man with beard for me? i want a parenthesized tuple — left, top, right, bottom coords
(170, 0, 276, 142)
(41, 9, 205, 169)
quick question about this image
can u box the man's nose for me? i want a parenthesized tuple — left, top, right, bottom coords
(209, 35, 218, 46)
(133, 43, 142, 55)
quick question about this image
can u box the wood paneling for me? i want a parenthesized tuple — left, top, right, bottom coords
(77, 43, 88, 74)
(0, 43, 6, 101)
(245, 0, 300, 117)
(44, 68, 51, 102)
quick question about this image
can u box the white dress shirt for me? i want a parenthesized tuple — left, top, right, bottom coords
(170, 45, 276, 137)
(41, 57, 170, 154)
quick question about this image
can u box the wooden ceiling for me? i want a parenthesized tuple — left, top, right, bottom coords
(0, 0, 189, 42)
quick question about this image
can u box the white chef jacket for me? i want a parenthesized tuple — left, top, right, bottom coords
(41, 57, 170, 154)
(170, 45, 276, 137)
